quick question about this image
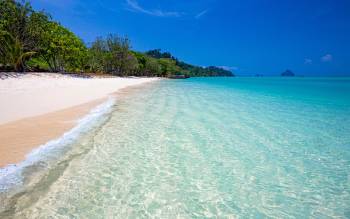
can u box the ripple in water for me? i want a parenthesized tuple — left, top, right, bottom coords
(4, 78, 350, 218)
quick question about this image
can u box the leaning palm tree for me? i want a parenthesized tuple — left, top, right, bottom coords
(0, 0, 43, 72)
(0, 30, 36, 72)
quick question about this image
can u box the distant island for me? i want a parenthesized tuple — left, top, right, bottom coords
(0, 1, 233, 78)
(281, 70, 295, 77)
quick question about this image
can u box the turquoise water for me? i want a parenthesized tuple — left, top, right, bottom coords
(2, 77, 350, 218)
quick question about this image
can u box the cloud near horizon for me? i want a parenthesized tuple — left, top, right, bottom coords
(218, 66, 238, 71)
(321, 54, 333, 62)
(126, 0, 182, 17)
(195, 10, 208, 19)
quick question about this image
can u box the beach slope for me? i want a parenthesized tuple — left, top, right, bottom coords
(0, 73, 157, 167)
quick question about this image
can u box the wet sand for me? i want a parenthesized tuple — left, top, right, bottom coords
(0, 73, 158, 167)
(0, 99, 104, 167)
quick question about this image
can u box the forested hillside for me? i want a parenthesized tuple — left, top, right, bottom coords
(0, 0, 234, 77)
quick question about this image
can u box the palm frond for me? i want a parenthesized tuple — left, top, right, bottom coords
(15, 51, 36, 71)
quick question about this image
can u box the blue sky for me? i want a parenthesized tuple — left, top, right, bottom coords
(30, 0, 350, 76)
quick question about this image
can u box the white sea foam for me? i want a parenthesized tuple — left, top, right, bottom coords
(0, 98, 115, 192)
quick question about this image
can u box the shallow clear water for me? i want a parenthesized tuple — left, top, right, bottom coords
(4, 77, 350, 218)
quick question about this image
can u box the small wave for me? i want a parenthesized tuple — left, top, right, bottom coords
(0, 98, 115, 192)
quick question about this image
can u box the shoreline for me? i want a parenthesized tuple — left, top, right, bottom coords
(0, 81, 157, 215)
(0, 98, 105, 167)
(0, 73, 158, 168)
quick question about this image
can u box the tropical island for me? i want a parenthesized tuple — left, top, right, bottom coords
(0, 0, 233, 78)
(1, 0, 349, 218)
(281, 70, 295, 77)
(0, 0, 234, 170)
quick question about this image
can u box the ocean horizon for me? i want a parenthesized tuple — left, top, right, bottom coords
(1, 77, 349, 218)
(2, 0, 350, 217)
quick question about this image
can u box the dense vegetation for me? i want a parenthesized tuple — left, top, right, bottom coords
(0, 0, 234, 77)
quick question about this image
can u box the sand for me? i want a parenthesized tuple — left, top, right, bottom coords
(0, 73, 158, 167)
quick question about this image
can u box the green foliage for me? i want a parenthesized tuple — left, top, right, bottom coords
(87, 37, 106, 73)
(26, 57, 50, 71)
(0, 0, 235, 77)
(40, 21, 87, 72)
(0, 30, 35, 71)
(0, 0, 86, 72)
(146, 49, 173, 59)
(144, 56, 162, 76)
(144, 49, 234, 77)
(131, 51, 161, 76)
(88, 35, 137, 75)
(175, 60, 233, 77)
(157, 58, 180, 77)
(0, 0, 40, 71)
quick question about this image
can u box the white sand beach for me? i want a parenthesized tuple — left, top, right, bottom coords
(0, 73, 158, 167)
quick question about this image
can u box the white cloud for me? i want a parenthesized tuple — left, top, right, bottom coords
(218, 66, 238, 71)
(321, 54, 332, 62)
(195, 10, 208, 19)
(126, 0, 181, 17)
(304, 58, 312, 64)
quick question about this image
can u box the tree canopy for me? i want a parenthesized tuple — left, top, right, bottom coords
(0, 0, 234, 77)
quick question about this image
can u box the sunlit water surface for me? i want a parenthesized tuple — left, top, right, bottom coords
(3, 77, 350, 218)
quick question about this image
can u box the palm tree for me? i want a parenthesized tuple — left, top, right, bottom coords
(0, 30, 36, 72)
(0, 0, 39, 72)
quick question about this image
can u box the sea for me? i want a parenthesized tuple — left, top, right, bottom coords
(1, 77, 350, 218)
